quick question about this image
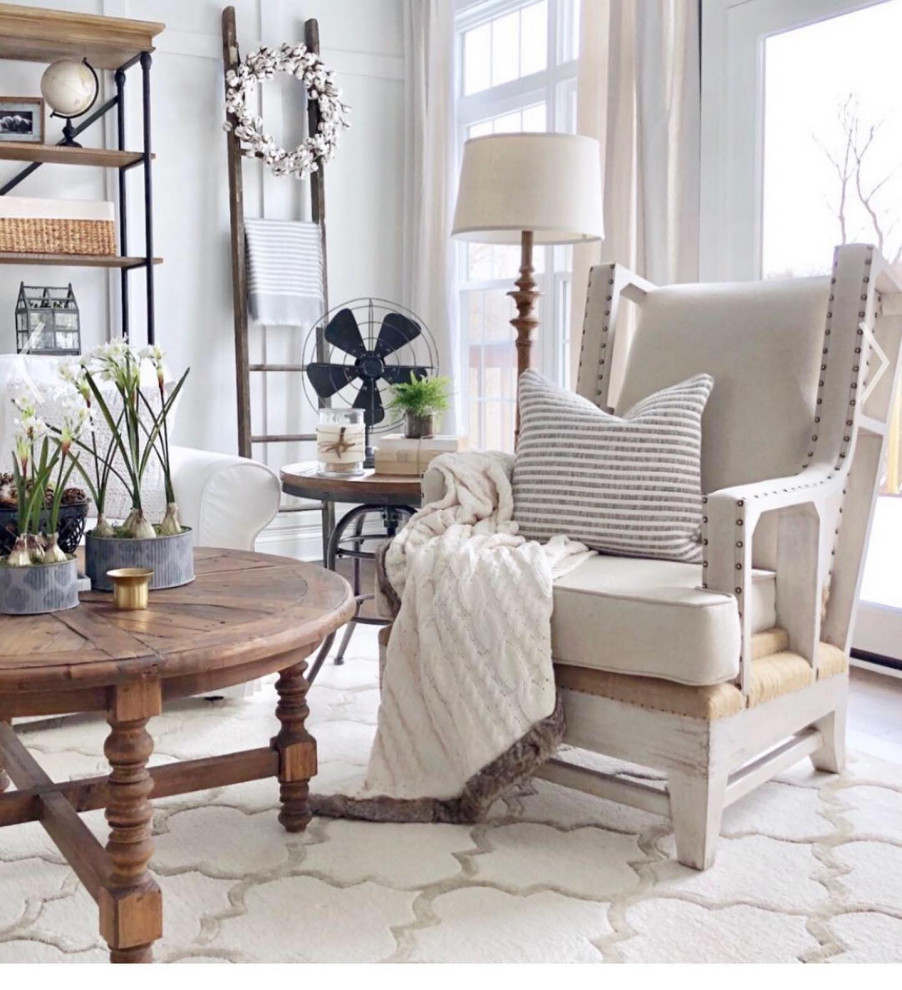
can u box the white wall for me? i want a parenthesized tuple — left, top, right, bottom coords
(0, 0, 405, 554)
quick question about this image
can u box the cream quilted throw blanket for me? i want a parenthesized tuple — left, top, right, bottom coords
(310, 450, 593, 823)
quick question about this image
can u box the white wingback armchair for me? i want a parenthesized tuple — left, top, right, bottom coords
(422, 243, 902, 870)
(0, 355, 280, 551)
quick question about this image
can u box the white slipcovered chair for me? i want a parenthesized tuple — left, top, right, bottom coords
(0, 354, 281, 551)
(424, 243, 902, 869)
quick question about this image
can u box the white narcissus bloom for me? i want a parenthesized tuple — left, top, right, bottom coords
(58, 358, 91, 400)
(15, 412, 48, 443)
(88, 338, 140, 392)
(139, 344, 165, 364)
(57, 393, 94, 453)
(9, 383, 40, 419)
(140, 344, 167, 385)
(14, 434, 29, 472)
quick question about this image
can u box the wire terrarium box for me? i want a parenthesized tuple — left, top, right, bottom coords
(15, 282, 81, 355)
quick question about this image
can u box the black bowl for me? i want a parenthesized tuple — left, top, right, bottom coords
(0, 500, 89, 556)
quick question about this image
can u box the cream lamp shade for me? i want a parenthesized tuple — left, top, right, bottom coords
(451, 133, 604, 244)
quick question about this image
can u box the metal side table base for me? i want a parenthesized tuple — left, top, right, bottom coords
(306, 503, 415, 684)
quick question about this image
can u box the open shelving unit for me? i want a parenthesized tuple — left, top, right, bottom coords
(0, 3, 164, 343)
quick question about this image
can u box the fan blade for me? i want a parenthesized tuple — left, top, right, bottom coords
(306, 362, 358, 399)
(375, 312, 422, 358)
(380, 365, 431, 386)
(324, 308, 366, 358)
(353, 378, 385, 425)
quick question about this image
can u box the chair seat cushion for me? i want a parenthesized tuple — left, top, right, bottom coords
(551, 555, 776, 686)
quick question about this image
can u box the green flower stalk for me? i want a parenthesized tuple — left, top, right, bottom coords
(78, 340, 189, 539)
(5, 389, 88, 567)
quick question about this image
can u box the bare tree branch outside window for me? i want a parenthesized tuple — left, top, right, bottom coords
(815, 94, 902, 270)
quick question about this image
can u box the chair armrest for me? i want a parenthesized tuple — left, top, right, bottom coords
(170, 446, 281, 550)
(421, 450, 514, 505)
(703, 466, 842, 693)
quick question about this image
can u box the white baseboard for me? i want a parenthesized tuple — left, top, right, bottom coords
(256, 504, 393, 562)
(256, 514, 323, 561)
(851, 656, 902, 681)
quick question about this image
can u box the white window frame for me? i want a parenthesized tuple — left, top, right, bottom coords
(699, 0, 890, 281)
(454, 0, 579, 448)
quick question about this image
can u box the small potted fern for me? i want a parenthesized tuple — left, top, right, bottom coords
(387, 373, 451, 439)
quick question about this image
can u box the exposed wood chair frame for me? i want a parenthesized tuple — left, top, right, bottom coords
(535, 244, 902, 868)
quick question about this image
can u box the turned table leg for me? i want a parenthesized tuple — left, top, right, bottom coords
(100, 683, 163, 964)
(0, 721, 9, 793)
(273, 658, 317, 832)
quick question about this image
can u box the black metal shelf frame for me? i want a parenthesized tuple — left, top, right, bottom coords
(0, 51, 156, 344)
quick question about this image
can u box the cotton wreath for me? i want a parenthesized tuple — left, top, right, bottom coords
(224, 43, 350, 179)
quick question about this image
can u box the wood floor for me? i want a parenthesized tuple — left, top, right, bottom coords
(848, 665, 902, 763)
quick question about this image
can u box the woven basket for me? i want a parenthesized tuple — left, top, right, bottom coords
(0, 217, 116, 256)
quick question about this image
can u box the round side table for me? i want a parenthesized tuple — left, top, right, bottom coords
(280, 462, 422, 683)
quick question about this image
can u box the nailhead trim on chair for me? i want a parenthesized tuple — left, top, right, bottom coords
(577, 265, 596, 396)
(698, 246, 878, 682)
(586, 263, 617, 406)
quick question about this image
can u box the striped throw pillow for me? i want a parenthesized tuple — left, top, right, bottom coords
(513, 370, 714, 562)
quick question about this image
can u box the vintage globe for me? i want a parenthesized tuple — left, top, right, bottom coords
(40, 59, 98, 117)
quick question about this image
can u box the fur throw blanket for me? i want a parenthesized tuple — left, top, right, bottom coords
(310, 450, 593, 823)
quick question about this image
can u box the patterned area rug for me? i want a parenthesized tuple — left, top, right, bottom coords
(2, 623, 902, 964)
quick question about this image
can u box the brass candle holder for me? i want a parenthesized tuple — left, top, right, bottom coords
(106, 568, 154, 611)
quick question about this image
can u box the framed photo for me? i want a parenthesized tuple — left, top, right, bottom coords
(0, 97, 44, 144)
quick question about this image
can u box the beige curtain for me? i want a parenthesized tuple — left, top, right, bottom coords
(401, 0, 461, 432)
(571, 0, 701, 392)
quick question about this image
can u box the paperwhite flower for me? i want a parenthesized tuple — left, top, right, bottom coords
(59, 400, 93, 451)
(87, 338, 140, 392)
(139, 344, 166, 364)
(58, 358, 91, 399)
(15, 412, 48, 443)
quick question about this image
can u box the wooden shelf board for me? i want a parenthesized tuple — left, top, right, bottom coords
(0, 252, 161, 269)
(0, 3, 164, 70)
(0, 143, 148, 168)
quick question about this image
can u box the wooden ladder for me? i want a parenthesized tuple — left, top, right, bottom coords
(221, 6, 330, 544)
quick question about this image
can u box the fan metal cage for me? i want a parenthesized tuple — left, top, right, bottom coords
(302, 297, 438, 437)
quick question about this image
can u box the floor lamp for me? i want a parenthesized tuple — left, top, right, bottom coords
(451, 133, 604, 443)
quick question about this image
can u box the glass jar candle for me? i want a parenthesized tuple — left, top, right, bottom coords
(316, 408, 366, 477)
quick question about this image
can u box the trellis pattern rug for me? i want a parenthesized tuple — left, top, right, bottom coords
(2, 623, 902, 964)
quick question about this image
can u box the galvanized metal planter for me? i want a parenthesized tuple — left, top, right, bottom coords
(85, 528, 195, 592)
(0, 557, 79, 615)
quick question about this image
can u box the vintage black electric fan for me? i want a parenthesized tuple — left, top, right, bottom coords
(303, 298, 438, 465)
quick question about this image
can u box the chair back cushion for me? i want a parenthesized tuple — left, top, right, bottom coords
(614, 277, 830, 496)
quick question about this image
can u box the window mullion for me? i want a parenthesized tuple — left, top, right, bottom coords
(456, 0, 579, 448)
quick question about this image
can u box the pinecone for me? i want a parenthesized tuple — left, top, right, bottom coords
(0, 473, 17, 507)
(61, 486, 87, 506)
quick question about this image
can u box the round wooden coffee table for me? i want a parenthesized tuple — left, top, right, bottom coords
(0, 547, 353, 964)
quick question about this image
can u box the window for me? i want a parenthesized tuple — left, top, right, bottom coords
(700, 0, 902, 659)
(455, 0, 580, 451)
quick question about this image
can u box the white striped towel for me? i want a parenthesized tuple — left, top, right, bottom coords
(245, 218, 324, 327)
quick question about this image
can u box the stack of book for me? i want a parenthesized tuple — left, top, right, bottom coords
(374, 434, 469, 475)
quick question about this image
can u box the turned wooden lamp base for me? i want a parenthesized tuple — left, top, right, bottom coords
(509, 228, 539, 446)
